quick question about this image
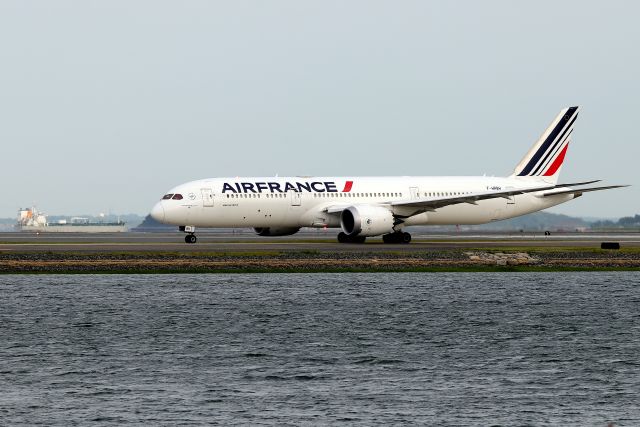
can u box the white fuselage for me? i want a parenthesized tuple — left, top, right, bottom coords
(151, 176, 573, 230)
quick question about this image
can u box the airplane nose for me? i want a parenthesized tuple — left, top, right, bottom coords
(150, 202, 165, 223)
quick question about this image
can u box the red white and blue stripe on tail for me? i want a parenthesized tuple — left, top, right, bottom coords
(513, 106, 579, 181)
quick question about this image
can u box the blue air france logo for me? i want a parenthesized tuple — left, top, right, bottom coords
(222, 181, 353, 194)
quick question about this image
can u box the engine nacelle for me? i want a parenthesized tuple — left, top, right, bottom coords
(340, 205, 395, 237)
(253, 227, 300, 237)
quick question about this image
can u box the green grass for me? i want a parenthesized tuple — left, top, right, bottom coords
(0, 250, 287, 258)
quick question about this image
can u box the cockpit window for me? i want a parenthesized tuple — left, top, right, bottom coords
(162, 194, 173, 200)
(172, 194, 183, 200)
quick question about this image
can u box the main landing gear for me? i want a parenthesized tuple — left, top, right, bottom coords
(382, 231, 411, 244)
(337, 232, 366, 244)
(337, 231, 412, 244)
(180, 225, 197, 244)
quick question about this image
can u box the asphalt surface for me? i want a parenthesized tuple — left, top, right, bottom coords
(1, 231, 639, 252)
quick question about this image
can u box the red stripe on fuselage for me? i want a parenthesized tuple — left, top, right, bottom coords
(543, 143, 569, 176)
(342, 181, 353, 192)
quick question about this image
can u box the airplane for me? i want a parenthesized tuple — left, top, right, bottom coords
(150, 106, 627, 244)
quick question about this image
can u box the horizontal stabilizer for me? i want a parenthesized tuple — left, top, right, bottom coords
(554, 180, 600, 187)
(542, 185, 629, 197)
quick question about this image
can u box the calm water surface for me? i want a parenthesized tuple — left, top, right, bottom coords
(1, 273, 639, 425)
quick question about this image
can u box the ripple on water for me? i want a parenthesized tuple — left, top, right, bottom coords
(0, 272, 639, 425)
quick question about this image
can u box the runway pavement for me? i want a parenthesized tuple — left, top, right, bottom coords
(1, 231, 639, 253)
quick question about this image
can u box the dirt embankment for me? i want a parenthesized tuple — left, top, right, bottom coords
(1, 249, 639, 273)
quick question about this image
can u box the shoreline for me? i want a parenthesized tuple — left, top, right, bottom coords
(2, 248, 639, 273)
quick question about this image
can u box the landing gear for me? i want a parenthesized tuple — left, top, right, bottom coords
(382, 231, 411, 244)
(180, 226, 197, 244)
(337, 232, 366, 244)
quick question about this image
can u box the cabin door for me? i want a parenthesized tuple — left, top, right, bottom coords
(409, 187, 420, 199)
(201, 188, 214, 207)
(290, 191, 301, 206)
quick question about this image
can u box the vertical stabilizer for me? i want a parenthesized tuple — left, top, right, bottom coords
(511, 106, 579, 184)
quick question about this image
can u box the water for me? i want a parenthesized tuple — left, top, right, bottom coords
(1, 273, 639, 425)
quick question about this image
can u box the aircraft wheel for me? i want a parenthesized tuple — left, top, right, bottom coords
(383, 232, 408, 244)
(338, 232, 366, 243)
(185, 234, 197, 244)
(383, 233, 399, 244)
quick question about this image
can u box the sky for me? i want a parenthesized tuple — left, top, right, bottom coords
(0, 1, 638, 218)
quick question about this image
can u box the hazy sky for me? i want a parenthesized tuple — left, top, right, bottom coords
(1, 1, 638, 218)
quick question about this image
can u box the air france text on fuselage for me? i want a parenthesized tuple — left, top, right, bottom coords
(222, 181, 352, 194)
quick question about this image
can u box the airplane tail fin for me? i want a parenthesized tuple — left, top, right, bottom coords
(511, 106, 580, 185)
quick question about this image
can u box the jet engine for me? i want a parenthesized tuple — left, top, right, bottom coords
(340, 205, 395, 237)
(253, 227, 300, 236)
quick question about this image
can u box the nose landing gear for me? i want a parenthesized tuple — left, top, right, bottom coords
(180, 226, 197, 244)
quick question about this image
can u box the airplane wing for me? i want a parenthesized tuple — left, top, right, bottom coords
(390, 185, 554, 210)
(321, 180, 626, 218)
(390, 180, 620, 211)
(322, 186, 553, 216)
